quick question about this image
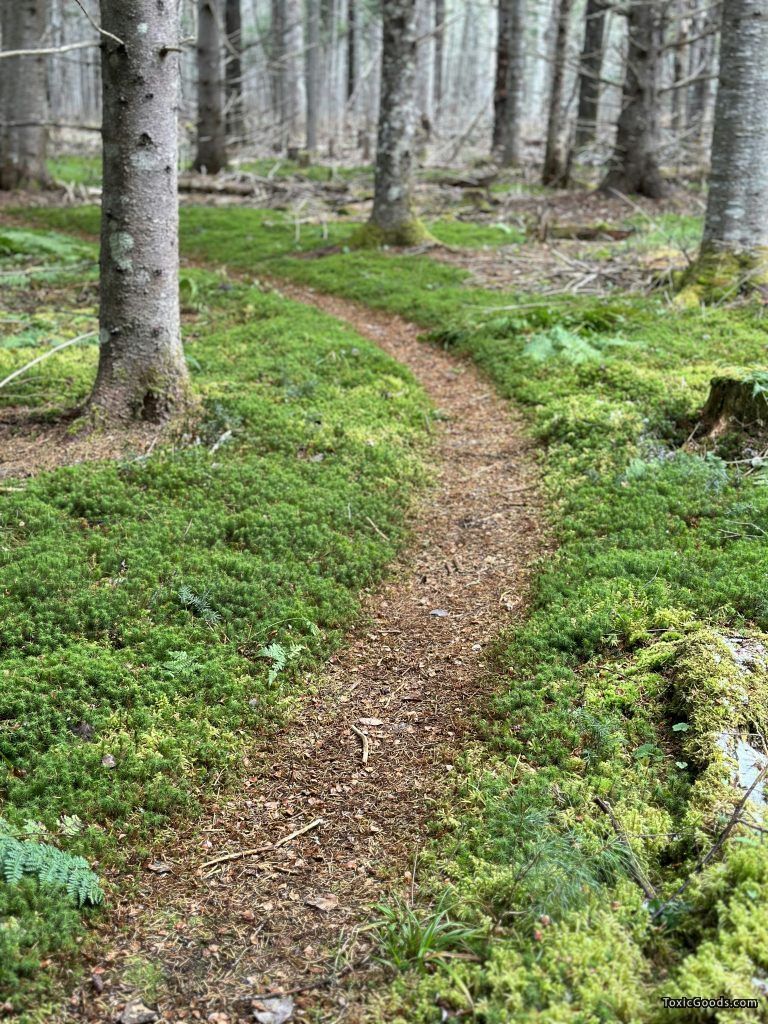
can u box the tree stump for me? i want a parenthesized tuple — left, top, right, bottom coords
(699, 376, 768, 437)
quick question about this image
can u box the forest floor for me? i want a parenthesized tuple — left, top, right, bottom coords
(2, 159, 768, 1024)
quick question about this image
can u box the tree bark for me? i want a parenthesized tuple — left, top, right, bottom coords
(361, 0, 425, 244)
(433, 0, 445, 111)
(282, 0, 305, 150)
(493, 0, 525, 165)
(224, 0, 244, 139)
(575, 0, 606, 150)
(542, 0, 575, 186)
(600, 0, 666, 198)
(92, 0, 190, 423)
(194, 0, 228, 173)
(346, 0, 356, 102)
(679, 0, 768, 298)
(0, 0, 51, 190)
(306, 0, 321, 152)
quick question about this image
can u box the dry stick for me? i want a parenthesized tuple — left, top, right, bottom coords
(365, 516, 389, 542)
(0, 40, 98, 60)
(351, 725, 370, 764)
(651, 763, 768, 921)
(594, 797, 658, 901)
(201, 816, 324, 869)
(70, 0, 125, 46)
(0, 332, 96, 393)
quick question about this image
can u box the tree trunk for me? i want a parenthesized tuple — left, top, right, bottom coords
(347, 0, 356, 102)
(306, 0, 321, 152)
(494, 0, 525, 165)
(542, 0, 575, 186)
(575, 0, 606, 150)
(0, 0, 51, 190)
(282, 0, 305, 150)
(92, 0, 190, 423)
(359, 0, 426, 245)
(194, 0, 228, 174)
(679, 0, 768, 299)
(492, 0, 511, 153)
(224, 0, 245, 139)
(600, 0, 666, 198)
(433, 0, 445, 111)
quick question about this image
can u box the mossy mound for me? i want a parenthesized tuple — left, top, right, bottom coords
(676, 246, 768, 306)
(349, 217, 435, 250)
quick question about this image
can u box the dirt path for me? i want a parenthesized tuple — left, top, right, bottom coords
(65, 290, 542, 1024)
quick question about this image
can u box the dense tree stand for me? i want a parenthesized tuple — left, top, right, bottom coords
(677, 0, 768, 302)
(90, 1, 191, 424)
(353, 0, 429, 247)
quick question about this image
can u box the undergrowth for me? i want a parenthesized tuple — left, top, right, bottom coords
(19, 204, 768, 1021)
(0, 225, 431, 1014)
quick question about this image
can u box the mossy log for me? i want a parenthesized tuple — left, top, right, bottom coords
(699, 376, 768, 437)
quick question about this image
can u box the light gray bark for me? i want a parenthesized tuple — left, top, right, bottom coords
(0, 0, 50, 190)
(194, 0, 227, 173)
(306, 0, 321, 152)
(702, 0, 768, 252)
(283, 0, 305, 149)
(92, 0, 189, 422)
(369, 0, 420, 238)
(600, 0, 666, 198)
(575, 0, 606, 149)
(542, 0, 574, 186)
(224, 0, 244, 139)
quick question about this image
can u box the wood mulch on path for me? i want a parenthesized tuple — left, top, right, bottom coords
(59, 290, 544, 1024)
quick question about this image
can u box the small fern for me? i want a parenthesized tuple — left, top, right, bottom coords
(258, 641, 305, 684)
(178, 585, 221, 626)
(0, 833, 103, 907)
(523, 325, 630, 365)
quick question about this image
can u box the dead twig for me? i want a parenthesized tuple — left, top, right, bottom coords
(0, 331, 96, 393)
(351, 725, 370, 764)
(594, 797, 657, 901)
(201, 816, 324, 869)
(651, 763, 768, 920)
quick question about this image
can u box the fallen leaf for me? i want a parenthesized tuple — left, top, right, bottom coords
(118, 1002, 159, 1024)
(430, 608, 449, 617)
(101, 754, 116, 768)
(358, 717, 383, 727)
(304, 893, 339, 912)
(252, 995, 294, 1024)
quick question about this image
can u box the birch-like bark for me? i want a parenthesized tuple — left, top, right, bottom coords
(600, 0, 666, 198)
(224, 0, 244, 139)
(575, 0, 606, 150)
(92, 0, 190, 423)
(306, 0, 321, 151)
(365, 0, 424, 242)
(0, 0, 51, 190)
(194, 0, 227, 173)
(542, 0, 574, 186)
(283, 0, 305, 149)
(701, 0, 768, 256)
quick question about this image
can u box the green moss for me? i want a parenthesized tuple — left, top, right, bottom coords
(677, 245, 768, 305)
(349, 217, 434, 249)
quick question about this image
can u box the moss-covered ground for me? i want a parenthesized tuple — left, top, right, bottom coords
(0, 226, 431, 1016)
(10, 200, 768, 1021)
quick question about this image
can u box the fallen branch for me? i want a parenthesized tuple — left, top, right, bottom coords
(351, 725, 370, 764)
(201, 816, 324, 869)
(594, 797, 657, 901)
(0, 40, 98, 60)
(0, 331, 96, 393)
(651, 763, 768, 921)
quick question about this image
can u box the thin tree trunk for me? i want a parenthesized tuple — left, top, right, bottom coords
(306, 0, 321, 152)
(224, 0, 245, 139)
(600, 0, 666, 198)
(494, 0, 525, 165)
(493, 0, 511, 153)
(347, 0, 356, 102)
(194, 0, 228, 173)
(433, 0, 445, 111)
(575, 0, 606, 150)
(542, 0, 574, 186)
(361, 0, 425, 244)
(92, 0, 190, 423)
(0, 0, 51, 190)
(270, 0, 286, 138)
(283, 0, 305, 150)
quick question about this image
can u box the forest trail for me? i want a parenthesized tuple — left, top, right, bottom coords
(65, 291, 543, 1024)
